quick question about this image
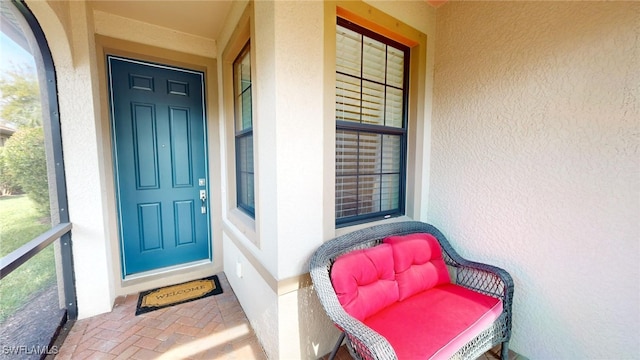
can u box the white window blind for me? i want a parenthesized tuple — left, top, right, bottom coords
(335, 19, 408, 225)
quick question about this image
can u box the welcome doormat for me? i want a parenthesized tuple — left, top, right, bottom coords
(135, 275, 223, 315)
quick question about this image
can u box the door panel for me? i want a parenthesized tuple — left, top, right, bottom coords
(169, 107, 193, 187)
(108, 56, 210, 276)
(132, 103, 159, 189)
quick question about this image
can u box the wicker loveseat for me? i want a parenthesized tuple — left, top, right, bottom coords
(309, 221, 513, 360)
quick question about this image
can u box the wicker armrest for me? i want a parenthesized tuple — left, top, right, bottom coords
(453, 261, 514, 299)
(329, 307, 397, 360)
(440, 244, 514, 326)
(310, 249, 398, 359)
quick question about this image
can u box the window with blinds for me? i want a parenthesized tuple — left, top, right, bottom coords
(234, 41, 255, 217)
(335, 18, 409, 226)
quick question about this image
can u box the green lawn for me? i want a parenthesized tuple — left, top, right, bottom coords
(0, 195, 55, 322)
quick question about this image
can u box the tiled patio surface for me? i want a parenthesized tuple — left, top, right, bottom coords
(54, 273, 266, 360)
(54, 272, 521, 360)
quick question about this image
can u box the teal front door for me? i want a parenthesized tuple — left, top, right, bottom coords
(108, 56, 211, 276)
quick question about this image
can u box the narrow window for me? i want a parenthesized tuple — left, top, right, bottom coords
(335, 18, 409, 226)
(233, 42, 254, 216)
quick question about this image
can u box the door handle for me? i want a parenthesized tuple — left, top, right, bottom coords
(200, 190, 207, 214)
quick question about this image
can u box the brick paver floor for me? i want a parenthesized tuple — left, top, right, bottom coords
(55, 272, 266, 360)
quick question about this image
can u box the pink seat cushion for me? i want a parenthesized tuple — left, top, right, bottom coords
(330, 243, 399, 321)
(384, 233, 451, 300)
(364, 283, 503, 360)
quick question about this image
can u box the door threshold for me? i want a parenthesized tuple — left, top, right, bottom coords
(123, 259, 212, 284)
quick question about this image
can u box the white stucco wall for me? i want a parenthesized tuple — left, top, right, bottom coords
(28, 0, 116, 319)
(217, 0, 328, 356)
(271, 0, 326, 281)
(431, 2, 640, 358)
(217, 1, 282, 357)
(217, 1, 437, 358)
(252, 0, 280, 279)
(93, 10, 216, 59)
(222, 234, 279, 358)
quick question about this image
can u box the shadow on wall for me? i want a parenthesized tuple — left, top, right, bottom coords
(298, 280, 342, 359)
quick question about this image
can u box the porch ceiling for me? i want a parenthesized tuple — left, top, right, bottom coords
(89, 0, 234, 40)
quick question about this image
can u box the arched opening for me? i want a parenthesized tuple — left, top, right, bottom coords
(0, 0, 75, 356)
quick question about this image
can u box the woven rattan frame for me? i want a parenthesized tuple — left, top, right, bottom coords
(309, 221, 514, 360)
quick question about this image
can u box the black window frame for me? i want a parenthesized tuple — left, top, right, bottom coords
(233, 41, 255, 217)
(335, 17, 410, 227)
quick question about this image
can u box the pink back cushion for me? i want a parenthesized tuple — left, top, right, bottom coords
(384, 233, 450, 300)
(330, 243, 399, 321)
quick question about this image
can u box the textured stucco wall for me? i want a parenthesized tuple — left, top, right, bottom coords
(93, 10, 216, 59)
(431, 2, 639, 358)
(29, 0, 116, 319)
(218, 1, 437, 358)
(222, 234, 279, 358)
